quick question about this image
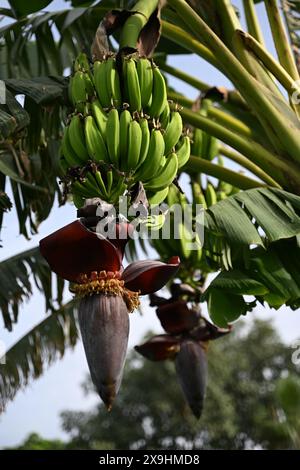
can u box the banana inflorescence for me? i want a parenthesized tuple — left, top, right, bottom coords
(61, 52, 191, 207)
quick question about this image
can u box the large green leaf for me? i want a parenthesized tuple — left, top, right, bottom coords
(204, 188, 300, 268)
(203, 238, 300, 326)
(0, 301, 78, 413)
(8, 0, 53, 18)
(0, 247, 66, 331)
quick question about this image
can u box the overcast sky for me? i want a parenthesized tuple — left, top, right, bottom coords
(0, 0, 300, 448)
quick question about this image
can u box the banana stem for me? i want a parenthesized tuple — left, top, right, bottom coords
(180, 106, 299, 188)
(119, 0, 159, 49)
(215, 0, 241, 49)
(264, 0, 299, 82)
(167, 0, 300, 165)
(243, 0, 265, 45)
(161, 20, 220, 69)
(237, 30, 300, 97)
(167, 90, 255, 139)
(159, 61, 246, 108)
(219, 145, 281, 188)
(186, 156, 265, 190)
(158, 62, 210, 93)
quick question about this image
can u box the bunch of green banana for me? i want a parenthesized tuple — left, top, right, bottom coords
(63, 51, 191, 205)
(191, 100, 219, 161)
(71, 168, 127, 208)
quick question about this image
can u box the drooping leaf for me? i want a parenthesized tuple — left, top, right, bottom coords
(8, 0, 53, 18)
(0, 246, 66, 331)
(204, 188, 300, 268)
(0, 300, 79, 413)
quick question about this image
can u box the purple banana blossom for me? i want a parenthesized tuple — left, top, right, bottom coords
(40, 220, 180, 409)
(135, 295, 231, 418)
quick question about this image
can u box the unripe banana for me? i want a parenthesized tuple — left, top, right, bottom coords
(124, 58, 141, 112)
(109, 176, 127, 203)
(74, 52, 91, 75)
(127, 119, 142, 170)
(94, 60, 110, 108)
(61, 126, 81, 167)
(217, 190, 227, 201)
(163, 111, 183, 155)
(136, 57, 153, 109)
(106, 56, 122, 108)
(82, 72, 94, 97)
(71, 71, 87, 112)
(148, 66, 167, 117)
(84, 172, 103, 198)
(72, 180, 94, 198)
(144, 152, 178, 191)
(205, 183, 217, 207)
(68, 114, 88, 163)
(137, 129, 165, 181)
(148, 186, 169, 206)
(191, 128, 203, 156)
(119, 109, 132, 171)
(84, 115, 109, 163)
(178, 222, 193, 259)
(91, 99, 107, 138)
(106, 108, 120, 166)
(208, 136, 219, 161)
(160, 102, 170, 129)
(94, 170, 109, 199)
(107, 170, 113, 195)
(176, 135, 191, 169)
(136, 117, 150, 168)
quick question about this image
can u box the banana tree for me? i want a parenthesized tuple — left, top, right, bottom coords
(1, 0, 300, 414)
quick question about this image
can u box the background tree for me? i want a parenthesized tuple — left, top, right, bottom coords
(56, 320, 299, 450)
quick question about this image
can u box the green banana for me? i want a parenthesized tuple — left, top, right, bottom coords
(84, 172, 103, 198)
(84, 115, 109, 163)
(160, 102, 170, 129)
(90, 99, 107, 138)
(106, 56, 122, 108)
(82, 72, 94, 97)
(136, 57, 153, 109)
(148, 186, 169, 206)
(163, 111, 183, 155)
(136, 117, 150, 168)
(61, 126, 81, 167)
(178, 222, 193, 259)
(74, 53, 90, 75)
(94, 170, 109, 198)
(106, 170, 113, 195)
(106, 108, 120, 166)
(68, 114, 88, 163)
(191, 128, 203, 156)
(137, 128, 165, 181)
(124, 58, 141, 112)
(205, 183, 217, 207)
(109, 176, 127, 203)
(94, 60, 110, 108)
(148, 66, 167, 117)
(127, 119, 142, 170)
(144, 152, 178, 191)
(119, 109, 131, 170)
(70, 71, 87, 112)
(176, 135, 191, 169)
(72, 180, 94, 198)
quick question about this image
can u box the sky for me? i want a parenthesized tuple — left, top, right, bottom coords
(0, 0, 300, 448)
